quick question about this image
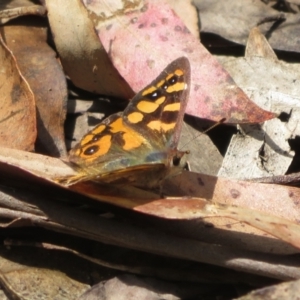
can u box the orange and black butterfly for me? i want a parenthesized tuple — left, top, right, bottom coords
(57, 57, 191, 189)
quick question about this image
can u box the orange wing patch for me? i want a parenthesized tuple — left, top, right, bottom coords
(156, 80, 165, 87)
(166, 82, 186, 93)
(137, 101, 159, 113)
(127, 112, 144, 123)
(80, 124, 106, 145)
(164, 103, 180, 112)
(147, 120, 176, 132)
(155, 96, 166, 105)
(174, 69, 184, 76)
(109, 117, 148, 151)
(142, 85, 157, 96)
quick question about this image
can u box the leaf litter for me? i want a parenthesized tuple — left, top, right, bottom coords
(218, 27, 300, 179)
(0, 0, 300, 299)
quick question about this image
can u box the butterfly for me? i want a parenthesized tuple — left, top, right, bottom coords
(57, 57, 191, 189)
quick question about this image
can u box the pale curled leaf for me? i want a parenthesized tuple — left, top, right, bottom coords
(80, 274, 196, 300)
(218, 121, 295, 179)
(165, 172, 300, 223)
(245, 27, 277, 59)
(0, 146, 75, 179)
(134, 198, 300, 250)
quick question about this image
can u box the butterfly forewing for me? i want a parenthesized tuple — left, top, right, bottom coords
(123, 57, 190, 150)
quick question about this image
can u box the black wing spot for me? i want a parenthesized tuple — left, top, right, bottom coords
(92, 134, 101, 142)
(168, 75, 178, 85)
(149, 89, 162, 100)
(84, 145, 99, 155)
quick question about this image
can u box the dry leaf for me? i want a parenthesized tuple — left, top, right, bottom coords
(237, 278, 300, 300)
(245, 27, 277, 59)
(217, 29, 300, 179)
(195, 0, 278, 44)
(0, 0, 46, 24)
(80, 274, 203, 300)
(179, 121, 222, 175)
(0, 246, 89, 299)
(1, 147, 300, 251)
(135, 197, 300, 251)
(45, 0, 134, 98)
(1, 153, 300, 281)
(165, 172, 300, 222)
(168, 0, 199, 39)
(0, 34, 36, 151)
(2, 17, 68, 157)
(195, 0, 300, 53)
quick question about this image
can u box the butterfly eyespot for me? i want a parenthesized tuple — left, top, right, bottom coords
(84, 145, 99, 155)
(168, 75, 178, 85)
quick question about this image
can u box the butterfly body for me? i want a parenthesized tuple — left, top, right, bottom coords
(59, 57, 191, 189)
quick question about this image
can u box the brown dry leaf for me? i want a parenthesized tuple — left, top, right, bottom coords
(195, 0, 278, 44)
(1, 154, 300, 282)
(0, 246, 89, 299)
(1, 147, 300, 251)
(2, 17, 68, 157)
(0, 0, 46, 25)
(0, 34, 36, 151)
(179, 122, 222, 176)
(45, 0, 134, 99)
(195, 0, 300, 53)
(0, 146, 76, 180)
(134, 197, 300, 251)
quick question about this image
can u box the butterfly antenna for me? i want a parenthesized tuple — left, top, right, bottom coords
(180, 118, 226, 150)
